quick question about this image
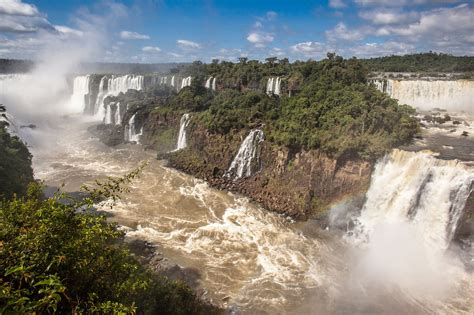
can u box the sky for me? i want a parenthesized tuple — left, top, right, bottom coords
(0, 0, 473, 63)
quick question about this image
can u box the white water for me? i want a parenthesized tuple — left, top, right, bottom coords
(70, 75, 90, 113)
(124, 113, 143, 143)
(205, 77, 217, 91)
(71, 74, 144, 119)
(176, 113, 190, 150)
(114, 102, 121, 125)
(104, 102, 113, 125)
(266, 77, 281, 96)
(180, 76, 192, 89)
(354, 149, 473, 251)
(212, 77, 217, 91)
(371, 79, 474, 113)
(226, 129, 265, 179)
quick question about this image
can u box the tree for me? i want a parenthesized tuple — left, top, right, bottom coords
(0, 167, 221, 314)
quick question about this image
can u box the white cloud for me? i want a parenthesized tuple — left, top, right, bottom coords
(0, 0, 39, 16)
(142, 46, 161, 52)
(329, 0, 347, 9)
(266, 11, 278, 20)
(359, 9, 419, 25)
(177, 39, 202, 49)
(348, 41, 415, 57)
(291, 41, 326, 56)
(247, 32, 274, 48)
(326, 22, 366, 41)
(120, 31, 150, 40)
(54, 25, 83, 37)
(354, 0, 447, 6)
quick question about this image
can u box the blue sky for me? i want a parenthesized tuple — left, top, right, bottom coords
(1, 0, 473, 63)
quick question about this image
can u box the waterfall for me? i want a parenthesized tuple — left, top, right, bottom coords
(104, 103, 113, 124)
(371, 79, 473, 112)
(70, 75, 90, 113)
(354, 149, 473, 251)
(266, 77, 281, 96)
(114, 102, 121, 125)
(180, 76, 192, 89)
(205, 77, 217, 91)
(171, 76, 175, 87)
(124, 113, 143, 144)
(212, 77, 217, 91)
(226, 129, 265, 179)
(175, 113, 191, 150)
(92, 74, 144, 120)
(205, 77, 212, 89)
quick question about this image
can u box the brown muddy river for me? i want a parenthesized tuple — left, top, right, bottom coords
(31, 116, 474, 315)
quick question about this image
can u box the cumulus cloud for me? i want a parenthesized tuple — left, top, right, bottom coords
(142, 46, 161, 52)
(369, 3, 474, 55)
(177, 39, 201, 49)
(291, 41, 326, 56)
(359, 9, 419, 25)
(0, 0, 39, 16)
(120, 30, 150, 40)
(354, 0, 457, 6)
(348, 41, 415, 57)
(329, 0, 347, 9)
(247, 32, 274, 48)
(326, 22, 366, 41)
(266, 11, 278, 20)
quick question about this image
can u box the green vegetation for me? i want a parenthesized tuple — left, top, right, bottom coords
(362, 52, 474, 72)
(0, 123, 34, 198)
(157, 53, 419, 160)
(0, 168, 220, 314)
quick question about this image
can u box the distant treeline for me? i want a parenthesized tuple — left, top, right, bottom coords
(0, 58, 187, 74)
(0, 59, 34, 73)
(362, 53, 474, 72)
(2, 52, 473, 74)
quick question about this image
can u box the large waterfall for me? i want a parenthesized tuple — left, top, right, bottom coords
(354, 149, 473, 251)
(175, 113, 191, 150)
(114, 102, 122, 125)
(226, 129, 265, 179)
(205, 77, 217, 91)
(124, 113, 143, 144)
(371, 79, 474, 112)
(180, 76, 192, 89)
(266, 77, 281, 96)
(71, 74, 144, 117)
(70, 75, 90, 113)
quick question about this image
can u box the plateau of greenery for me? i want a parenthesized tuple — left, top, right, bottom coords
(118, 53, 419, 160)
(362, 52, 474, 73)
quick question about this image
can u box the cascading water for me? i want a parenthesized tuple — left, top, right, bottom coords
(70, 75, 90, 113)
(104, 102, 113, 124)
(352, 149, 473, 251)
(114, 102, 121, 125)
(171, 76, 175, 87)
(226, 129, 265, 179)
(212, 77, 217, 91)
(205, 77, 212, 89)
(175, 113, 190, 150)
(124, 113, 143, 144)
(205, 77, 217, 91)
(180, 76, 192, 89)
(370, 79, 473, 112)
(266, 77, 281, 96)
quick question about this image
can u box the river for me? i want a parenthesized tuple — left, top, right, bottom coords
(28, 115, 474, 315)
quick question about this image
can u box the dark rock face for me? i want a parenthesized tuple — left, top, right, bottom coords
(88, 124, 123, 146)
(158, 120, 373, 219)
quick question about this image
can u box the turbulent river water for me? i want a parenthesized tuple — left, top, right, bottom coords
(27, 116, 474, 315)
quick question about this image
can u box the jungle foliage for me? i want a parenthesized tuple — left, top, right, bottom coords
(156, 53, 419, 160)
